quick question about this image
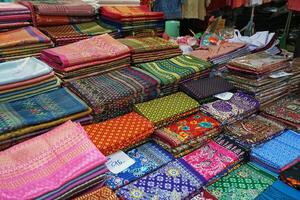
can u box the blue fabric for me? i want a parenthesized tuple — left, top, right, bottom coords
(153, 0, 183, 19)
(106, 141, 174, 190)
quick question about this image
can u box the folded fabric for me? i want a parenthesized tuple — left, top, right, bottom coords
(250, 130, 300, 173)
(0, 120, 107, 200)
(280, 162, 300, 191)
(74, 186, 119, 200)
(116, 159, 205, 199)
(134, 92, 200, 128)
(0, 88, 91, 142)
(190, 189, 217, 200)
(225, 114, 285, 149)
(256, 180, 300, 200)
(106, 141, 174, 189)
(207, 163, 276, 200)
(84, 112, 154, 156)
(180, 77, 235, 102)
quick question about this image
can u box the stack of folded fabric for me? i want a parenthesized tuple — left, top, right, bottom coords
(280, 162, 300, 191)
(0, 2, 31, 32)
(19, 0, 96, 27)
(206, 163, 276, 200)
(116, 159, 206, 199)
(0, 26, 53, 62)
(40, 34, 131, 82)
(84, 112, 154, 156)
(250, 130, 300, 173)
(290, 58, 300, 92)
(134, 92, 200, 128)
(225, 114, 285, 149)
(0, 57, 60, 103)
(100, 6, 164, 37)
(182, 135, 246, 184)
(39, 21, 120, 46)
(94, 0, 140, 6)
(119, 37, 181, 64)
(0, 121, 108, 200)
(225, 52, 291, 106)
(200, 91, 259, 125)
(106, 141, 174, 189)
(66, 67, 159, 121)
(153, 112, 221, 157)
(180, 77, 235, 103)
(136, 55, 211, 96)
(74, 186, 119, 200)
(261, 96, 300, 130)
(0, 88, 92, 150)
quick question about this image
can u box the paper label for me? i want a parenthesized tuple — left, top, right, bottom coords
(269, 71, 293, 78)
(106, 151, 135, 174)
(214, 92, 234, 101)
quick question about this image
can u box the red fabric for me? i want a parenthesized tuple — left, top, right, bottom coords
(288, 0, 300, 12)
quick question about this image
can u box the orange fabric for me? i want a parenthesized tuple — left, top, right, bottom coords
(84, 112, 154, 156)
(74, 186, 119, 200)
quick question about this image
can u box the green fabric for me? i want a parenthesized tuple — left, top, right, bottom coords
(135, 55, 211, 86)
(207, 163, 276, 200)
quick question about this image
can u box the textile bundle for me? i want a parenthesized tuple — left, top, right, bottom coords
(19, 0, 96, 27)
(225, 52, 291, 106)
(225, 114, 285, 149)
(279, 162, 300, 191)
(180, 76, 235, 103)
(119, 37, 181, 64)
(134, 92, 200, 128)
(0, 26, 53, 62)
(200, 91, 259, 125)
(106, 141, 174, 189)
(39, 21, 120, 46)
(290, 58, 300, 92)
(74, 186, 119, 200)
(100, 6, 164, 37)
(250, 130, 300, 173)
(0, 88, 92, 150)
(40, 34, 131, 82)
(66, 67, 159, 121)
(83, 112, 154, 156)
(207, 163, 276, 200)
(0, 57, 60, 103)
(153, 112, 221, 157)
(261, 95, 300, 130)
(136, 55, 212, 96)
(0, 121, 108, 200)
(0, 2, 31, 32)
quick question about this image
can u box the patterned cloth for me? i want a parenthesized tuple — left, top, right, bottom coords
(0, 88, 91, 143)
(225, 114, 285, 149)
(0, 121, 107, 200)
(84, 112, 154, 156)
(116, 159, 205, 199)
(250, 130, 300, 173)
(134, 92, 200, 128)
(74, 186, 119, 200)
(106, 141, 174, 189)
(67, 67, 159, 121)
(280, 162, 300, 191)
(207, 163, 276, 200)
(190, 190, 217, 200)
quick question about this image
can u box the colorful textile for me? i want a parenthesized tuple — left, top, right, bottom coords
(0, 121, 107, 200)
(116, 159, 205, 199)
(190, 189, 217, 200)
(250, 130, 300, 173)
(84, 112, 154, 156)
(74, 186, 119, 200)
(207, 163, 276, 200)
(225, 114, 285, 149)
(256, 180, 300, 200)
(280, 162, 300, 191)
(288, 0, 300, 12)
(0, 88, 91, 142)
(106, 141, 174, 189)
(134, 92, 200, 128)
(153, 0, 182, 19)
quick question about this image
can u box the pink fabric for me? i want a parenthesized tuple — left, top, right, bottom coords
(0, 121, 107, 200)
(0, 3, 29, 12)
(0, 14, 31, 22)
(183, 140, 239, 181)
(41, 34, 130, 68)
(288, 0, 300, 11)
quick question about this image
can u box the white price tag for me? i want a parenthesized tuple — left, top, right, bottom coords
(105, 151, 135, 174)
(214, 92, 234, 101)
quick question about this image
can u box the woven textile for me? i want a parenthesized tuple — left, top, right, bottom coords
(74, 186, 119, 200)
(84, 112, 154, 156)
(207, 163, 276, 200)
(280, 162, 300, 191)
(0, 121, 107, 200)
(250, 130, 300, 173)
(106, 141, 174, 189)
(134, 92, 200, 128)
(190, 189, 217, 200)
(116, 159, 205, 199)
